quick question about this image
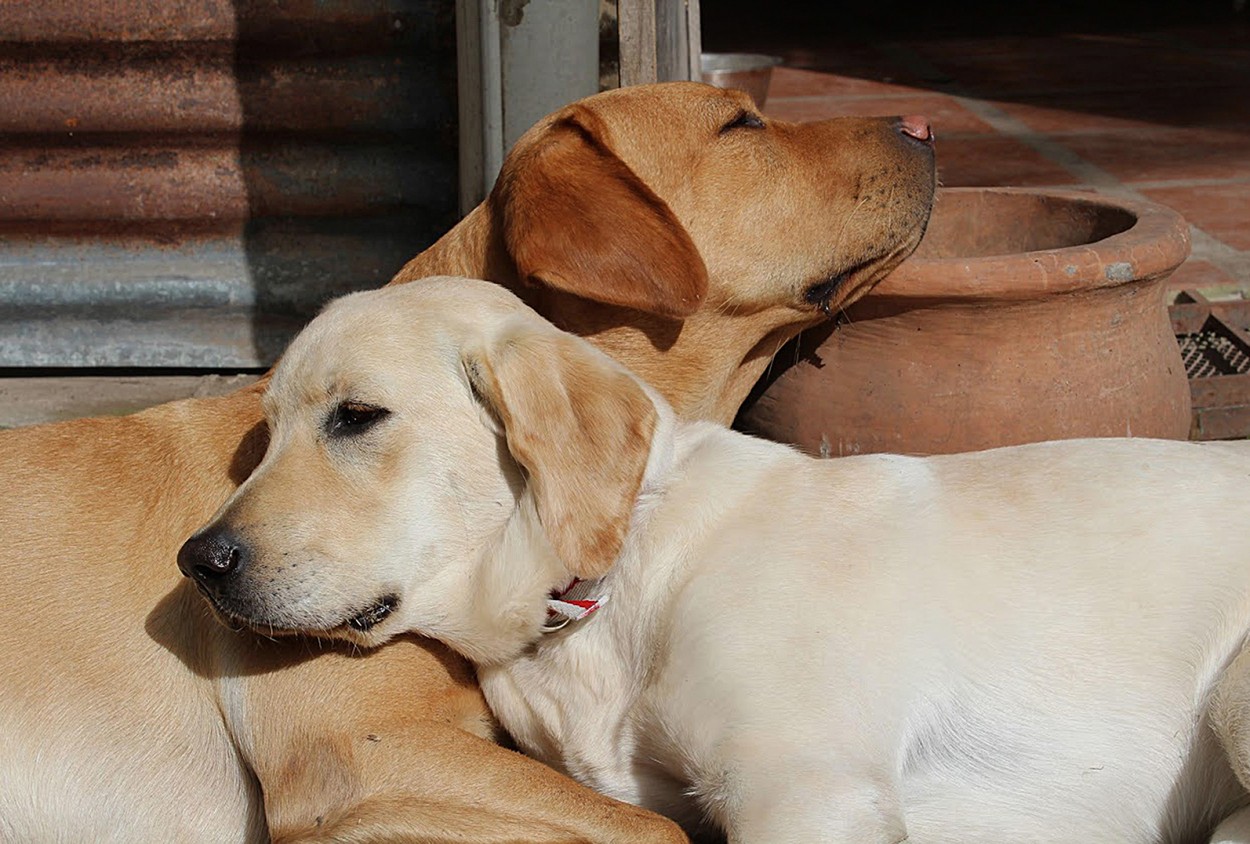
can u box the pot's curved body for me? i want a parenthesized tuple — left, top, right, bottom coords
(740, 188, 1192, 456)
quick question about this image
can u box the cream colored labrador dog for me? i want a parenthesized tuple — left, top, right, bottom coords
(182, 278, 1250, 844)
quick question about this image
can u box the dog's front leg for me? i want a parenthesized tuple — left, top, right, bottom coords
(262, 720, 688, 844)
(223, 635, 687, 844)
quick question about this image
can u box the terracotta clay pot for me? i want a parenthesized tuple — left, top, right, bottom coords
(739, 187, 1192, 456)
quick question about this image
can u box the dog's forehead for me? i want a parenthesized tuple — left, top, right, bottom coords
(268, 298, 438, 411)
(583, 84, 747, 152)
(583, 81, 748, 124)
(559, 82, 760, 203)
(267, 279, 531, 414)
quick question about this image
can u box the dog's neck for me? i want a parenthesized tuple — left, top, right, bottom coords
(583, 309, 818, 424)
(390, 204, 513, 287)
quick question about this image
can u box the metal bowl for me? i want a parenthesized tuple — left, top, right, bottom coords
(700, 53, 783, 108)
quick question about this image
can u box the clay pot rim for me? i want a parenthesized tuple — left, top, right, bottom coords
(876, 186, 1192, 301)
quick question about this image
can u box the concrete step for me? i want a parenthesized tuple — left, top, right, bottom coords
(0, 373, 259, 429)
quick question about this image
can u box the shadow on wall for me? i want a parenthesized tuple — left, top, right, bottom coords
(231, 0, 460, 364)
(0, 1, 457, 369)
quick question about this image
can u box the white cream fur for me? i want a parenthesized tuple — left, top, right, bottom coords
(483, 430, 1250, 843)
(243, 278, 1250, 844)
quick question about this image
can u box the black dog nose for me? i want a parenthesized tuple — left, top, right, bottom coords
(178, 529, 246, 582)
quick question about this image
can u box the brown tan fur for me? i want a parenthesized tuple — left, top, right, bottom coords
(0, 82, 933, 842)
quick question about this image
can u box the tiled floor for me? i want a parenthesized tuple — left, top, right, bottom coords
(741, 22, 1250, 300)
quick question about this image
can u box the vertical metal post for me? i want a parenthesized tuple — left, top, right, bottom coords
(456, 0, 599, 214)
(500, 1, 600, 150)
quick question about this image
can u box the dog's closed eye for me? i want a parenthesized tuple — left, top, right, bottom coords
(326, 401, 391, 439)
(719, 110, 766, 134)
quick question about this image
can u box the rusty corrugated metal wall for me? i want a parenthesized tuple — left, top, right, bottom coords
(0, 0, 457, 367)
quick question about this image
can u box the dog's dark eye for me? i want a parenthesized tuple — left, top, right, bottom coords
(720, 110, 766, 134)
(327, 401, 390, 438)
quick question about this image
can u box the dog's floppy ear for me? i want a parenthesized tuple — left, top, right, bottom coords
(466, 320, 657, 579)
(492, 109, 709, 319)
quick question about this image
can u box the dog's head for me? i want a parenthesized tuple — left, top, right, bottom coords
(479, 81, 937, 420)
(178, 279, 664, 662)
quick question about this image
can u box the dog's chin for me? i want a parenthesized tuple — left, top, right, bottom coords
(334, 593, 402, 646)
(802, 251, 903, 318)
(804, 216, 933, 319)
(197, 593, 313, 639)
(194, 588, 402, 648)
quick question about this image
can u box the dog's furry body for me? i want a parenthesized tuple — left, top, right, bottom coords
(195, 279, 1250, 844)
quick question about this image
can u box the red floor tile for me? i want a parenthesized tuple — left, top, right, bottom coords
(994, 86, 1250, 135)
(911, 34, 1240, 97)
(934, 134, 1075, 187)
(1165, 259, 1242, 296)
(1060, 127, 1250, 184)
(1140, 183, 1250, 251)
(765, 92, 993, 134)
(767, 66, 919, 99)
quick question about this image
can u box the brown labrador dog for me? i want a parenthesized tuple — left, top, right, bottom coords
(0, 82, 934, 842)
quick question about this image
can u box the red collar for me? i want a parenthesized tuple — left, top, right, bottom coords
(543, 578, 608, 633)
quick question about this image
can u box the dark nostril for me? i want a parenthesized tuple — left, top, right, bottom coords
(177, 530, 246, 581)
(897, 114, 934, 144)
